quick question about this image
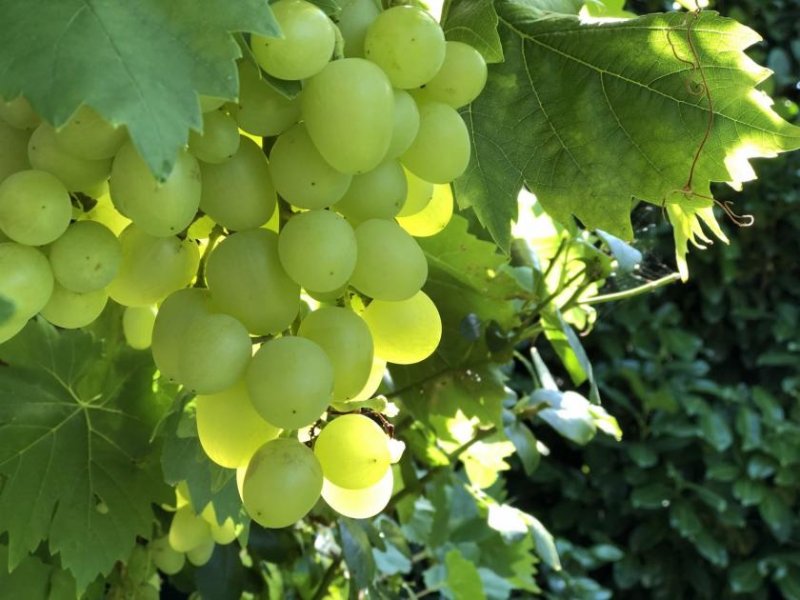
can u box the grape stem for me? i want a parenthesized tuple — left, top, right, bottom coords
(310, 554, 343, 600)
(582, 272, 681, 304)
(193, 224, 224, 288)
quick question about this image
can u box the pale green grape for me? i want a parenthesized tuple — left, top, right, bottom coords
(246, 336, 333, 429)
(397, 169, 433, 217)
(397, 182, 453, 237)
(0, 119, 31, 183)
(107, 224, 200, 307)
(334, 160, 407, 222)
(277, 210, 357, 292)
(53, 105, 127, 160)
(149, 536, 186, 575)
(350, 356, 386, 402)
(322, 467, 393, 518)
(48, 220, 121, 292)
(200, 504, 239, 545)
(313, 414, 390, 489)
(110, 142, 201, 237)
(122, 305, 157, 350)
(298, 307, 374, 401)
(206, 229, 300, 334)
(186, 539, 215, 566)
(364, 6, 446, 89)
(199, 95, 226, 113)
(302, 58, 394, 174)
(251, 0, 335, 80)
(242, 438, 323, 528)
(235, 62, 301, 137)
(401, 101, 470, 184)
(151, 288, 213, 380)
(269, 124, 352, 209)
(27, 123, 111, 192)
(200, 137, 276, 230)
(39, 284, 108, 329)
(385, 90, 420, 159)
(350, 219, 427, 300)
(86, 192, 131, 235)
(0, 170, 72, 246)
(362, 291, 441, 364)
(169, 506, 212, 553)
(0, 242, 54, 318)
(414, 41, 487, 108)
(189, 109, 240, 164)
(339, 0, 381, 57)
(0, 96, 40, 130)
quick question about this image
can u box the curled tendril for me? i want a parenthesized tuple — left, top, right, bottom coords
(717, 200, 755, 227)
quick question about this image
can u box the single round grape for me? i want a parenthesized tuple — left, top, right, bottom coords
(200, 137, 276, 230)
(397, 169, 434, 217)
(401, 102, 470, 184)
(189, 109, 240, 164)
(302, 58, 394, 174)
(277, 210, 357, 292)
(322, 467, 393, 518)
(0, 96, 40, 130)
(414, 41, 488, 108)
(350, 219, 427, 301)
(151, 288, 213, 380)
(122, 305, 157, 350)
(200, 504, 238, 545)
(396, 182, 453, 237)
(385, 90, 420, 159)
(313, 414, 391, 489)
(186, 539, 215, 567)
(110, 142, 201, 237)
(53, 105, 127, 160)
(246, 336, 333, 430)
(149, 536, 186, 575)
(242, 438, 323, 528)
(364, 6, 446, 89)
(48, 221, 122, 292)
(0, 119, 31, 183)
(362, 291, 441, 364)
(334, 160, 407, 223)
(169, 506, 212, 553)
(350, 356, 387, 402)
(196, 380, 281, 469)
(28, 123, 111, 192)
(235, 62, 301, 137)
(206, 229, 300, 335)
(298, 307, 374, 401)
(39, 284, 108, 329)
(251, 0, 335, 80)
(339, 0, 381, 57)
(0, 170, 72, 246)
(0, 242, 54, 318)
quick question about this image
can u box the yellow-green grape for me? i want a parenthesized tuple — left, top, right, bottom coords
(322, 466, 393, 518)
(334, 160, 407, 222)
(0, 242, 54, 318)
(189, 109, 240, 164)
(385, 90, 420, 159)
(0, 170, 72, 245)
(362, 291, 441, 364)
(200, 137, 276, 231)
(302, 58, 394, 175)
(52, 105, 127, 160)
(350, 356, 387, 402)
(27, 123, 111, 192)
(235, 467, 247, 501)
(397, 169, 433, 217)
(0, 96, 40, 130)
(200, 503, 239, 545)
(48, 221, 121, 292)
(414, 41, 487, 108)
(199, 95, 226, 113)
(122, 305, 157, 350)
(0, 119, 31, 183)
(86, 193, 131, 235)
(246, 336, 333, 429)
(39, 284, 108, 329)
(169, 506, 213, 553)
(339, 0, 381, 57)
(0, 314, 28, 345)
(269, 124, 352, 209)
(298, 307, 374, 401)
(401, 102, 470, 184)
(251, 0, 335, 81)
(396, 182, 453, 237)
(235, 62, 301, 137)
(242, 438, 323, 528)
(364, 6, 446, 89)
(151, 288, 213, 380)
(186, 538, 215, 567)
(350, 219, 427, 301)
(110, 143, 201, 237)
(206, 229, 300, 335)
(107, 224, 200, 307)
(313, 414, 391, 489)
(149, 536, 185, 575)
(277, 210, 357, 292)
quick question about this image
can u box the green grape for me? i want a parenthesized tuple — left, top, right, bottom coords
(401, 101, 470, 184)
(0, 242, 54, 318)
(350, 219, 427, 300)
(86, 192, 131, 235)
(53, 105, 127, 160)
(350, 356, 386, 402)
(0, 170, 72, 246)
(107, 224, 200, 307)
(302, 58, 394, 175)
(397, 169, 433, 217)
(39, 284, 108, 329)
(200, 137, 276, 230)
(242, 438, 323, 528)
(186, 538, 215, 566)
(48, 220, 122, 292)
(339, 0, 381, 57)
(298, 307, 374, 401)
(199, 95, 226, 113)
(235, 62, 301, 137)
(413, 41, 488, 108)
(200, 504, 239, 545)
(151, 288, 213, 380)
(313, 414, 390, 489)
(122, 305, 157, 350)
(0, 119, 31, 183)
(206, 229, 300, 334)
(189, 109, 240, 164)
(269, 124, 352, 209)
(364, 6, 446, 89)
(362, 291, 441, 364)
(149, 536, 185, 575)
(246, 336, 333, 429)
(334, 160, 407, 222)
(110, 142, 201, 237)
(396, 182, 453, 237)
(251, 0, 335, 81)
(169, 506, 212, 553)
(385, 90, 420, 159)
(305, 284, 347, 304)
(0, 96, 40, 130)
(322, 467, 393, 518)
(277, 210, 357, 292)
(27, 123, 111, 192)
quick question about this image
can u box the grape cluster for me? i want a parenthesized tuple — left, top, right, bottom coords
(0, 0, 486, 529)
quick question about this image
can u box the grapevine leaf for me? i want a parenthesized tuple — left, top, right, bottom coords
(0, 296, 13, 325)
(443, 0, 504, 63)
(0, 0, 279, 179)
(339, 519, 377, 591)
(0, 545, 78, 600)
(195, 544, 247, 600)
(445, 548, 487, 600)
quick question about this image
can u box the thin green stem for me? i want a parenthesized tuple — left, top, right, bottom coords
(583, 273, 682, 305)
(311, 555, 343, 600)
(193, 224, 224, 288)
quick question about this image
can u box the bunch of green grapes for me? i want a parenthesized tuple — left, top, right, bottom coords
(0, 0, 487, 529)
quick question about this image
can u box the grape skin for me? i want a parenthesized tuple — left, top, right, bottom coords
(314, 413, 391, 489)
(0, 169, 72, 246)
